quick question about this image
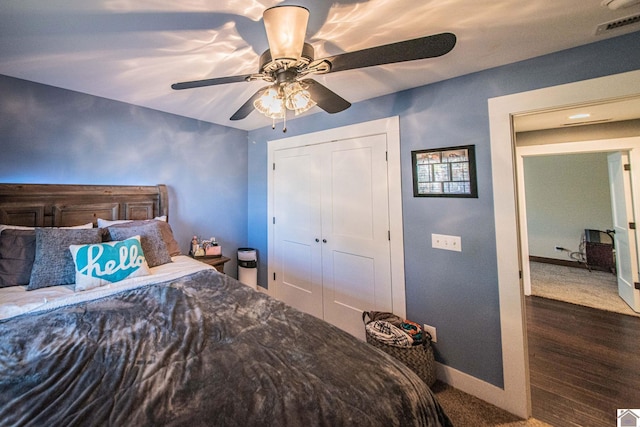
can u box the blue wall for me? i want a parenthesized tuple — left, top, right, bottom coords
(0, 75, 249, 276)
(247, 31, 640, 387)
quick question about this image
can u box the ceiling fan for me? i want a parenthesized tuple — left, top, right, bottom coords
(171, 5, 456, 129)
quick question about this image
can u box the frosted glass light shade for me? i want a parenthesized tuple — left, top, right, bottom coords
(254, 86, 285, 119)
(284, 82, 316, 115)
(263, 5, 309, 62)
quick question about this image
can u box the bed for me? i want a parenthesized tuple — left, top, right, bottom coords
(0, 183, 451, 426)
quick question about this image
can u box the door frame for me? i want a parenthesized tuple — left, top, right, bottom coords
(516, 138, 640, 297)
(266, 116, 407, 318)
(488, 69, 640, 418)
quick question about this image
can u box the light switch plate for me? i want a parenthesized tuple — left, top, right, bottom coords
(432, 233, 462, 252)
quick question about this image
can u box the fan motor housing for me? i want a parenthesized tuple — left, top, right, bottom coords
(259, 42, 315, 74)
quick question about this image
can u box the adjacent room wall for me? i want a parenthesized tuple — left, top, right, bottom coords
(247, 30, 640, 388)
(0, 75, 249, 277)
(523, 153, 613, 260)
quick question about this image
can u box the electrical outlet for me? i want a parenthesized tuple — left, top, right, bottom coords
(431, 233, 462, 252)
(423, 324, 437, 343)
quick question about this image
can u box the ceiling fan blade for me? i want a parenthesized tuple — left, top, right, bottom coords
(323, 32, 456, 74)
(171, 74, 253, 90)
(229, 86, 268, 121)
(303, 79, 351, 114)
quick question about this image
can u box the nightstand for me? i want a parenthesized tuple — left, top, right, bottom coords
(191, 255, 231, 273)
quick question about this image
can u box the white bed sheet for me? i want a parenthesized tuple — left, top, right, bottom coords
(0, 255, 211, 321)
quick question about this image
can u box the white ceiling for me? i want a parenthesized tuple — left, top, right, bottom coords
(1, 0, 640, 132)
(514, 95, 640, 132)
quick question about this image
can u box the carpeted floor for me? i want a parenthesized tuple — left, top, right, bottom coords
(431, 382, 550, 426)
(529, 261, 640, 317)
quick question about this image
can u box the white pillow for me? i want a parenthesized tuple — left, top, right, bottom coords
(0, 223, 93, 235)
(96, 219, 130, 227)
(70, 235, 151, 292)
(97, 216, 167, 228)
(69, 223, 94, 229)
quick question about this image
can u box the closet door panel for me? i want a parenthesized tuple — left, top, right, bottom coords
(331, 251, 376, 308)
(273, 147, 324, 318)
(322, 135, 392, 339)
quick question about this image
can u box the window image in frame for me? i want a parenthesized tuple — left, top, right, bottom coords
(412, 145, 478, 198)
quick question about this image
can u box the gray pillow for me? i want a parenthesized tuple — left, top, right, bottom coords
(101, 220, 181, 257)
(157, 221, 181, 257)
(0, 229, 36, 287)
(28, 228, 102, 290)
(107, 221, 172, 267)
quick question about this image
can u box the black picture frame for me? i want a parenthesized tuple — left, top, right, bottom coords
(411, 145, 478, 198)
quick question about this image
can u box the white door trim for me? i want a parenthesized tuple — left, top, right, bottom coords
(266, 116, 406, 318)
(488, 69, 640, 418)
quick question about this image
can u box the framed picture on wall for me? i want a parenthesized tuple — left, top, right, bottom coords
(411, 145, 478, 198)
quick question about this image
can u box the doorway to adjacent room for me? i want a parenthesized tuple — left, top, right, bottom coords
(488, 69, 640, 418)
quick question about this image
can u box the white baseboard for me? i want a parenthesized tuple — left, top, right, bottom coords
(436, 362, 523, 418)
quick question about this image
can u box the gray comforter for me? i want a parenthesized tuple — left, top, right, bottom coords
(0, 270, 451, 426)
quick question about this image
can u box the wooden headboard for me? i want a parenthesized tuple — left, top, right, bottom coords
(0, 184, 168, 227)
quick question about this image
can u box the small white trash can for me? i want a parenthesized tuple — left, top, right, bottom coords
(237, 248, 257, 289)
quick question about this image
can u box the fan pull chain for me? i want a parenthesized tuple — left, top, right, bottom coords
(283, 110, 287, 133)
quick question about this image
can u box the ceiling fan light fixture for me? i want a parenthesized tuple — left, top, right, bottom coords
(254, 86, 285, 119)
(263, 5, 309, 63)
(284, 82, 316, 115)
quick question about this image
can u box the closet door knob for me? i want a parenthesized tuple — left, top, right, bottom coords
(315, 238, 320, 242)
(322, 239, 327, 243)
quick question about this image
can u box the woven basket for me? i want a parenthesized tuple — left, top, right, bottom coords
(363, 314, 436, 387)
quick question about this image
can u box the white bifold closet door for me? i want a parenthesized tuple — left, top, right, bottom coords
(272, 134, 393, 339)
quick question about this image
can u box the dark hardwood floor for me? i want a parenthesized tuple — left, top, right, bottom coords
(526, 295, 640, 427)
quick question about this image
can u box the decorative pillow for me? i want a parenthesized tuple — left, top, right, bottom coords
(106, 221, 172, 267)
(28, 228, 102, 290)
(0, 229, 36, 287)
(98, 217, 180, 256)
(70, 236, 151, 291)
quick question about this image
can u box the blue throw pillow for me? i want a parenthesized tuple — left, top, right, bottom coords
(70, 235, 151, 291)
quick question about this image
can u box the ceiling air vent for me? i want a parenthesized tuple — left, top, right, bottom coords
(596, 13, 640, 35)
